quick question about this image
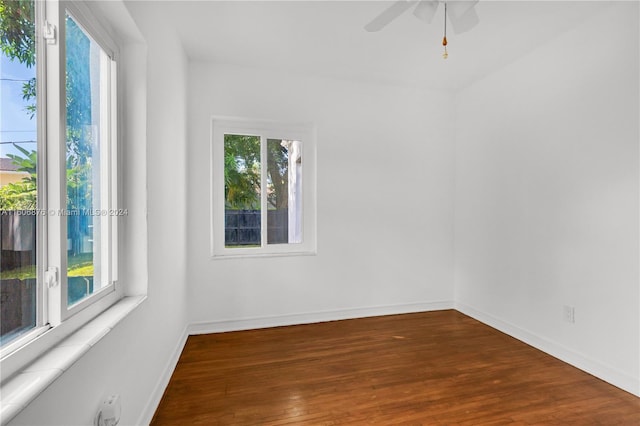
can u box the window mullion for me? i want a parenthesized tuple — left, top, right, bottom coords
(35, 0, 48, 332)
(260, 135, 268, 247)
(99, 51, 111, 286)
(109, 59, 119, 283)
(44, 0, 67, 327)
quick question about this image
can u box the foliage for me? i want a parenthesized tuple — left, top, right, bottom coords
(224, 135, 292, 211)
(0, 6, 95, 216)
(0, 144, 36, 209)
(1, 1, 96, 275)
(65, 16, 90, 122)
(0, 254, 93, 280)
(0, 263, 34, 280)
(1, 0, 36, 210)
(66, 161, 92, 210)
(266, 140, 289, 210)
(0, 179, 36, 209)
(67, 253, 94, 277)
(0, 0, 35, 66)
(0, 0, 36, 117)
(224, 135, 261, 209)
(6, 143, 36, 179)
(64, 15, 95, 225)
(22, 74, 35, 117)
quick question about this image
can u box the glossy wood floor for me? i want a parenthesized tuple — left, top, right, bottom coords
(151, 310, 640, 425)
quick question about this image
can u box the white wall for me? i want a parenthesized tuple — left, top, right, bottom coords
(454, 3, 639, 395)
(8, 2, 639, 423)
(9, 2, 190, 424)
(187, 64, 456, 329)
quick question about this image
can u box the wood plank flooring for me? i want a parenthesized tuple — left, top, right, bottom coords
(151, 310, 640, 425)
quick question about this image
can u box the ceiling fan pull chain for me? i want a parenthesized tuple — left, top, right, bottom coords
(442, 2, 449, 59)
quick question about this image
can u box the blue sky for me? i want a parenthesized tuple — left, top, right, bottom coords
(0, 51, 37, 159)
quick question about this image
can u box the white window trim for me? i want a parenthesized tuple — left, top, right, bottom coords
(0, 0, 123, 382)
(210, 117, 317, 259)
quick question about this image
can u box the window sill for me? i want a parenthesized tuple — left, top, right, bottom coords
(0, 296, 146, 425)
(211, 250, 317, 260)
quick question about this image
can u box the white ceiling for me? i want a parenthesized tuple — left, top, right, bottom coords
(156, 1, 612, 90)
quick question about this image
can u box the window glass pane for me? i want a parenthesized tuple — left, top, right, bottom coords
(224, 134, 261, 247)
(0, 0, 38, 345)
(267, 139, 302, 245)
(65, 13, 105, 306)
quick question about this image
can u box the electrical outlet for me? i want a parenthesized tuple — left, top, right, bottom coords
(563, 305, 575, 323)
(95, 394, 121, 426)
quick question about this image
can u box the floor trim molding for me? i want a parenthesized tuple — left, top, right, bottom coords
(187, 300, 454, 335)
(137, 324, 190, 426)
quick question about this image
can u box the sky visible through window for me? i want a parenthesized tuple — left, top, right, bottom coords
(0, 51, 37, 158)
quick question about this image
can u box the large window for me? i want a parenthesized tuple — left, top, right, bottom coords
(212, 118, 316, 257)
(0, 0, 119, 357)
(1, 0, 39, 348)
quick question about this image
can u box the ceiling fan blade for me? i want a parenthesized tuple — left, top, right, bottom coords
(413, 0, 440, 24)
(447, 0, 479, 20)
(449, 6, 479, 34)
(364, 0, 417, 32)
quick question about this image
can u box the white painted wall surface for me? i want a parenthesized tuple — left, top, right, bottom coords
(7, 2, 639, 423)
(187, 63, 456, 328)
(454, 3, 639, 395)
(8, 2, 190, 424)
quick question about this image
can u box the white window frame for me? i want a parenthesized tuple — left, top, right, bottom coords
(0, 0, 121, 380)
(211, 117, 317, 258)
(49, 1, 119, 324)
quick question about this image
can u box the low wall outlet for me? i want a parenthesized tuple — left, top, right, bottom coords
(563, 305, 575, 323)
(95, 394, 121, 426)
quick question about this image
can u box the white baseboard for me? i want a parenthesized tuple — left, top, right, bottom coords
(137, 324, 189, 426)
(455, 301, 640, 397)
(188, 300, 454, 335)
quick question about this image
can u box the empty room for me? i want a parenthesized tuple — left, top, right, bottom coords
(0, 0, 638, 424)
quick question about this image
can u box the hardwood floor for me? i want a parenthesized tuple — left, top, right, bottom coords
(151, 310, 640, 425)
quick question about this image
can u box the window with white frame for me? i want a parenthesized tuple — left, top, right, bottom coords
(0, 0, 120, 358)
(211, 118, 316, 257)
